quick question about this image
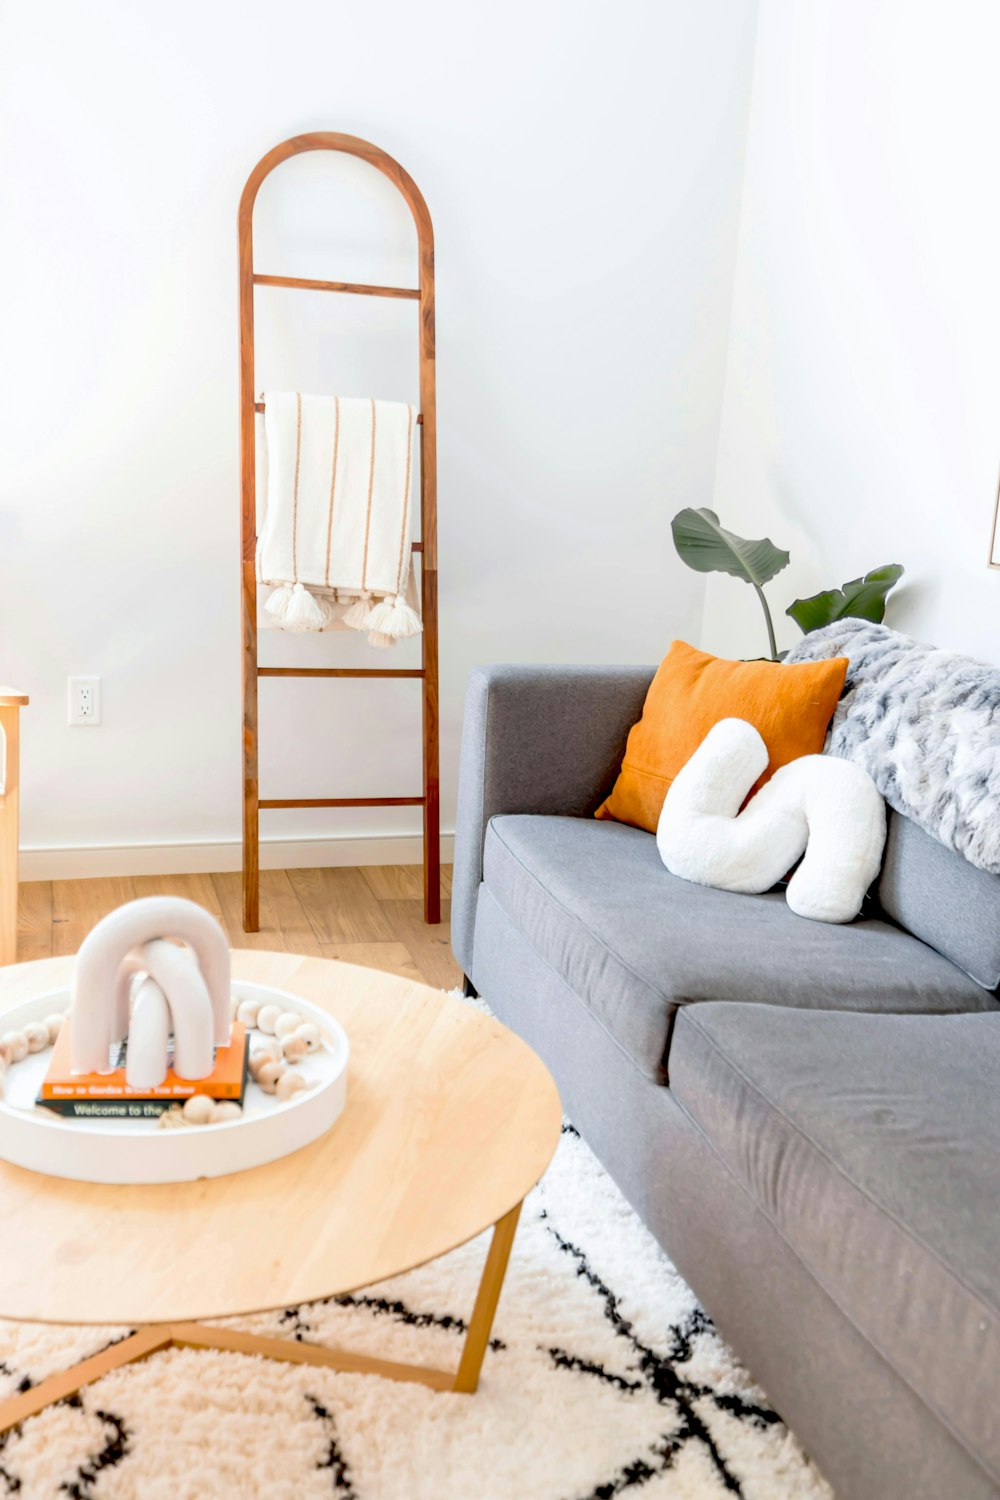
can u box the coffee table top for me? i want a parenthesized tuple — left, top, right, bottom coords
(0, 951, 562, 1325)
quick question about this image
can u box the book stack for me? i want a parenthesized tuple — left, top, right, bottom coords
(38, 1020, 249, 1120)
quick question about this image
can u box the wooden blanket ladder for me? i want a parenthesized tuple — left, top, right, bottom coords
(239, 133, 439, 932)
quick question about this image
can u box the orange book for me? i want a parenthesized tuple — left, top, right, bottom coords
(38, 1019, 248, 1117)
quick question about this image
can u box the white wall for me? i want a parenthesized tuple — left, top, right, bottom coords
(704, 0, 1000, 664)
(0, 0, 759, 875)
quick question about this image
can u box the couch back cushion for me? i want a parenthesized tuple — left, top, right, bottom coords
(879, 811, 1000, 990)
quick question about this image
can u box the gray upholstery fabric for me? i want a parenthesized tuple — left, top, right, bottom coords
(671, 1002, 1000, 1486)
(880, 810, 1000, 989)
(451, 664, 654, 974)
(471, 889, 998, 1500)
(482, 813, 994, 1080)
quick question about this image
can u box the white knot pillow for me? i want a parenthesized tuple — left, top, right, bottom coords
(655, 718, 886, 923)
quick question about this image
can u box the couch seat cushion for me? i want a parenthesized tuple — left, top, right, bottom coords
(482, 814, 994, 1080)
(670, 1003, 1000, 1484)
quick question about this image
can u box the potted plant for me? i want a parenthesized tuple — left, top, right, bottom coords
(670, 507, 903, 661)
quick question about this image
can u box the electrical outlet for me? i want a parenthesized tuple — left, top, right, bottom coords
(68, 676, 101, 726)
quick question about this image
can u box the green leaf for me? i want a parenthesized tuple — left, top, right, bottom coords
(786, 564, 904, 634)
(670, 508, 790, 587)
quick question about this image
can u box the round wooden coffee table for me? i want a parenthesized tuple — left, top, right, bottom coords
(0, 951, 562, 1432)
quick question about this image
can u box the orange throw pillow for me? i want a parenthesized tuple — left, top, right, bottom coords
(595, 640, 848, 833)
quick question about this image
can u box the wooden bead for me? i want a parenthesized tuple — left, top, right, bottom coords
(249, 1040, 281, 1074)
(295, 1023, 321, 1053)
(44, 1014, 66, 1045)
(1, 1032, 28, 1064)
(273, 1012, 301, 1039)
(256, 1061, 285, 1094)
(24, 1022, 50, 1054)
(157, 1108, 185, 1130)
(236, 999, 261, 1028)
(280, 1033, 309, 1063)
(181, 1094, 214, 1125)
(275, 1071, 308, 1101)
(208, 1101, 242, 1124)
(256, 1004, 282, 1035)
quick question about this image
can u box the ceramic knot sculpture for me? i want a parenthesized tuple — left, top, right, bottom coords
(71, 897, 231, 1087)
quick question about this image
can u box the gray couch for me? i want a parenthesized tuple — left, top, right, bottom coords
(451, 664, 1000, 1500)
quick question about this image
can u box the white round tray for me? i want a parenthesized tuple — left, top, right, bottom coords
(0, 980, 349, 1185)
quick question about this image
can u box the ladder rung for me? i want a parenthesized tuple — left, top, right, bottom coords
(260, 796, 424, 809)
(254, 273, 420, 300)
(258, 668, 423, 679)
(254, 401, 422, 424)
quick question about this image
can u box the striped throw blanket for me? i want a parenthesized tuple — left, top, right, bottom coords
(257, 392, 422, 644)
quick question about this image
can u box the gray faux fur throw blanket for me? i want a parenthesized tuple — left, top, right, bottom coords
(785, 619, 1000, 875)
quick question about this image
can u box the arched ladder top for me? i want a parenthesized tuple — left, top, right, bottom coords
(238, 133, 434, 259)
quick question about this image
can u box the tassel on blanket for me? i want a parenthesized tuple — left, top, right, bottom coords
(342, 592, 375, 630)
(267, 583, 333, 633)
(264, 585, 294, 625)
(365, 593, 423, 642)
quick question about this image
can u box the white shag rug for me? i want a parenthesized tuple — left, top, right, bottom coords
(0, 1122, 833, 1500)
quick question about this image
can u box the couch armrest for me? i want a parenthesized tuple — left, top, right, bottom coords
(451, 663, 654, 974)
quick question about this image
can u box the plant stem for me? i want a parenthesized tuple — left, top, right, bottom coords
(753, 583, 779, 661)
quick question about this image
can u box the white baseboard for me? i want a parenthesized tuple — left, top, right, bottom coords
(19, 831, 455, 882)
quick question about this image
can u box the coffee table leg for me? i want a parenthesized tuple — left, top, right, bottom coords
(453, 1198, 522, 1394)
(0, 1326, 173, 1435)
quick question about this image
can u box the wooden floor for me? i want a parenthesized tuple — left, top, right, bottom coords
(14, 868, 462, 991)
